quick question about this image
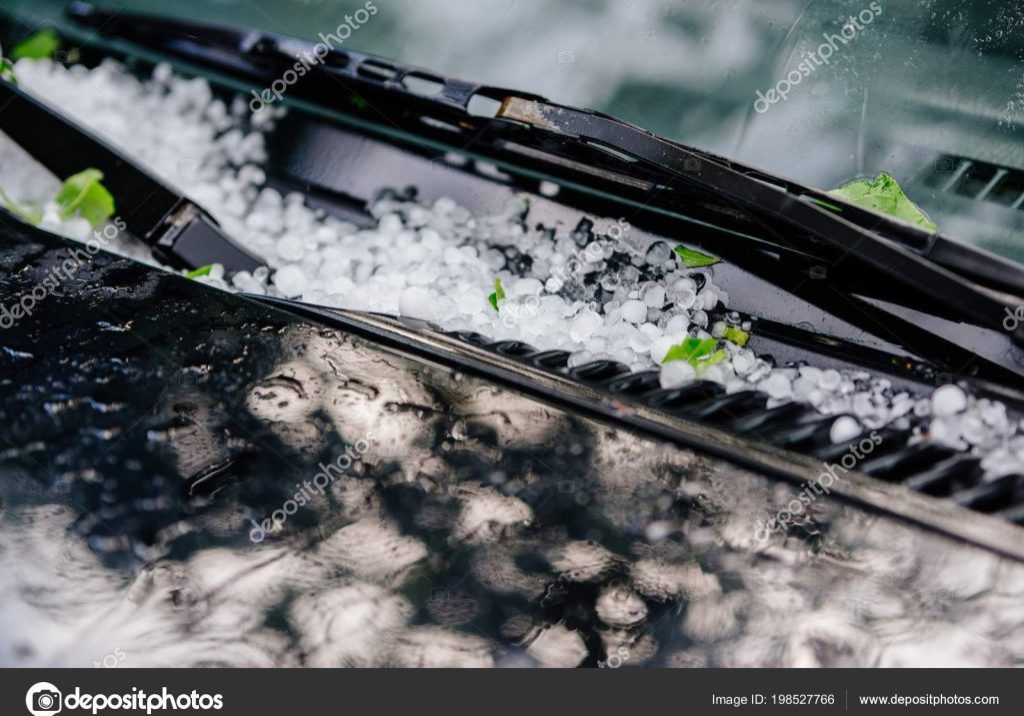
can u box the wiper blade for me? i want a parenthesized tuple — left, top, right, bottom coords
(0, 78, 263, 274)
(496, 96, 1024, 343)
(60, 3, 1024, 348)
(659, 138, 1024, 298)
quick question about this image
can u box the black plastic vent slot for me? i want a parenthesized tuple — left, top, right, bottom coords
(449, 330, 491, 346)
(529, 350, 572, 370)
(1001, 503, 1024, 525)
(903, 455, 982, 496)
(814, 428, 910, 463)
(990, 171, 1024, 208)
(606, 370, 662, 396)
(953, 474, 1024, 512)
(357, 60, 398, 82)
(492, 340, 535, 357)
(677, 391, 768, 424)
(923, 155, 1024, 210)
(644, 382, 725, 411)
(568, 360, 632, 384)
(953, 162, 999, 199)
(762, 415, 846, 451)
(725, 402, 810, 437)
(859, 443, 957, 481)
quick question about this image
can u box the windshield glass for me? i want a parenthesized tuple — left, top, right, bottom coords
(6, 0, 1024, 263)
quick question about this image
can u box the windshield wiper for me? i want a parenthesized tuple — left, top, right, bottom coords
(61, 1, 1024, 349)
(496, 96, 1024, 341)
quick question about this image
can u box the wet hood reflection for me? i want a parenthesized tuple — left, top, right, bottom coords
(1, 225, 1022, 667)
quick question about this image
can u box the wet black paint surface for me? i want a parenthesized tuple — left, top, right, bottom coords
(1, 220, 1022, 667)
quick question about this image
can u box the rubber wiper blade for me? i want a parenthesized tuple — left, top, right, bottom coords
(0, 78, 263, 275)
(62, 3, 1024, 347)
(732, 157, 1024, 298)
(495, 97, 1024, 345)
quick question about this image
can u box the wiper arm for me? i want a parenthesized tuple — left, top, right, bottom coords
(64, 2, 1024, 345)
(496, 96, 1024, 344)
(0, 78, 263, 275)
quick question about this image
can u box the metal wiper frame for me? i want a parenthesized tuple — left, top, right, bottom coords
(58, 2, 1024, 349)
(0, 77, 262, 274)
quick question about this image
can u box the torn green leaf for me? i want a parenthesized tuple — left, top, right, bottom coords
(673, 246, 720, 268)
(829, 172, 936, 231)
(487, 277, 506, 311)
(11, 29, 60, 60)
(55, 169, 115, 227)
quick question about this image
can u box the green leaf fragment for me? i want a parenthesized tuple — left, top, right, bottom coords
(487, 277, 505, 311)
(659, 338, 716, 366)
(11, 29, 60, 60)
(662, 337, 731, 372)
(701, 349, 729, 370)
(0, 41, 17, 83)
(2, 166, 115, 228)
(829, 172, 936, 231)
(673, 245, 720, 268)
(55, 169, 115, 228)
(185, 264, 214, 279)
(810, 197, 843, 213)
(0, 58, 16, 83)
(0, 187, 43, 224)
(723, 326, 749, 346)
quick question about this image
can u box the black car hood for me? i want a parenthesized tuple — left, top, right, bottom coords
(1, 217, 1023, 667)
